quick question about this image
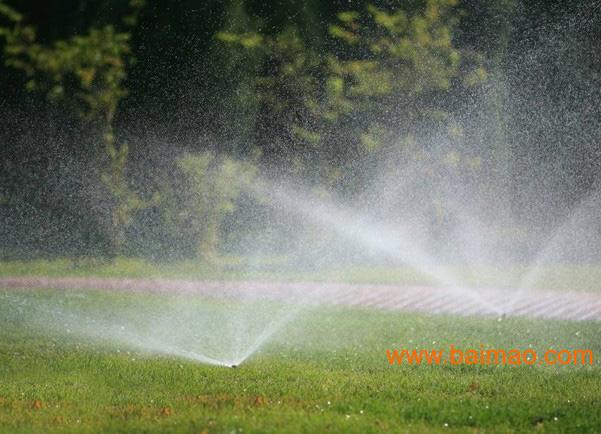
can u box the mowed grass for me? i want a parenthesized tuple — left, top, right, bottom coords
(0, 288, 600, 433)
(1, 258, 601, 291)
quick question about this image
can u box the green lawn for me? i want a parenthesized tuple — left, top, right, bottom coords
(0, 287, 600, 433)
(1, 258, 601, 291)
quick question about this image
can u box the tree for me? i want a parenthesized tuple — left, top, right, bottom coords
(216, 27, 325, 178)
(161, 152, 255, 260)
(217, 0, 487, 191)
(0, 0, 147, 258)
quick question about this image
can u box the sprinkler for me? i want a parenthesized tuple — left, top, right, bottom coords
(230, 364, 238, 369)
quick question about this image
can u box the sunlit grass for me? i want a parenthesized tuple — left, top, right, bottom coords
(1, 258, 601, 291)
(0, 288, 600, 433)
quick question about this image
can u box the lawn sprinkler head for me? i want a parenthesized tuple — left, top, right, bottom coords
(230, 364, 238, 369)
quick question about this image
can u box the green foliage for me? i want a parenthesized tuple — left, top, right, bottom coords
(123, 0, 146, 27)
(218, 0, 487, 189)
(218, 28, 329, 181)
(101, 143, 157, 257)
(2, 24, 130, 123)
(160, 153, 256, 259)
(0, 1, 147, 258)
(331, 1, 462, 95)
(216, 31, 263, 48)
(0, 1, 21, 23)
(0, 0, 553, 261)
(323, 0, 467, 160)
(212, 0, 265, 152)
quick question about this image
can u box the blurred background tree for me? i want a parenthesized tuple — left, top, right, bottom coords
(1, 0, 146, 259)
(0, 0, 599, 261)
(218, 1, 487, 185)
(159, 153, 255, 260)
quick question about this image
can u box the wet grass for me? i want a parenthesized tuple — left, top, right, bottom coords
(0, 288, 600, 433)
(1, 258, 601, 291)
